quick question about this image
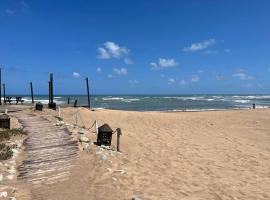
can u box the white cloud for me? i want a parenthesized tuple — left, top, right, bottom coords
(97, 41, 131, 64)
(151, 58, 178, 70)
(21, 1, 29, 8)
(159, 58, 178, 67)
(107, 74, 115, 79)
(128, 80, 138, 85)
(232, 72, 255, 80)
(191, 75, 200, 82)
(5, 9, 14, 16)
(124, 58, 133, 64)
(183, 39, 216, 52)
(150, 62, 158, 68)
(97, 47, 110, 59)
(113, 68, 128, 75)
(96, 67, 102, 73)
(72, 72, 81, 78)
(168, 78, 175, 85)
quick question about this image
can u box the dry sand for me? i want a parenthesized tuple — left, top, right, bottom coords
(28, 107, 270, 200)
(4, 107, 270, 199)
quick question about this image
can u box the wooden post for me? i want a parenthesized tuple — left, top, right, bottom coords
(67, 97, 70, 104)
(86, 77, 90, 109)
(95, 120, 98, 134)
(50, 73, 54, 104)
(0, 67, 2, 105)
(74, 99, 77, 107)
(2, 83, 5, 104)
(75, 109, 78, 125)
(116, 128, 122, 152)
(58, 106, 61, 118)
(30, 82, 34, 103)
(253, 103, 256, 109)
(48, 81, 51, 103)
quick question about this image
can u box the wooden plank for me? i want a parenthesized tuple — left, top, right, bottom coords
(13, 113, 78, 196)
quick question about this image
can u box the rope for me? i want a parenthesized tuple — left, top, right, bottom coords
(87, 120, 96, 131)
(69, 109, 119, 134)
(77, 110, 85, 127)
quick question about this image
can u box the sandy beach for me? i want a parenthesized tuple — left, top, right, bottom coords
(2, 107, 268, 200)
(2, 1, 270, 199)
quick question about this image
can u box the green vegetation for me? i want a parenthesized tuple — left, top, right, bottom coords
(0, 144, 13, 160)
(55, 116, 63, 121)
(0, 128, 27, 142)
(0, 128, 27, 160)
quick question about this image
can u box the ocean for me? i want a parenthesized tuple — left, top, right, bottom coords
(13, 94, 270, 112)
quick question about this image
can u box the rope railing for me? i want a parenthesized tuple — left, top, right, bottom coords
(57, 106, 122, 152)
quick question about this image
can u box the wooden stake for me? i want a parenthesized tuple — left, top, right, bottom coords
(30, 82, 34, 103)
(75, 109, 78, 125)
(74, 99, 77, 107)
(2, 83, 5, 104)
(95, 121, 98, 134)
(58, 106, 61, 118)
(116, 128, 122, 152)
(67, 97, 70, 104)
(50, 73, 54, 104)
(48, 81, 51, 103)
(85, 77, 90, 109)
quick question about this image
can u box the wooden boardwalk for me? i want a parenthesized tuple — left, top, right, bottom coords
(14, 113, 78, 199)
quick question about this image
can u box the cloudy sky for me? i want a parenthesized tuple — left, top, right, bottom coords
(0, 0, 270, 94)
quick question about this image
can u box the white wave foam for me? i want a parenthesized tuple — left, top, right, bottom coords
(121, 98, 140, 103)
(102, 97, 124, 101)
(234, 100, 251, 103)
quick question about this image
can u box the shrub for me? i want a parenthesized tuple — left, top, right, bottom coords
(0, 144, 13, 160)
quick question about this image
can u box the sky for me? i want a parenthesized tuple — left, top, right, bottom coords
(0, 0, 270, 95)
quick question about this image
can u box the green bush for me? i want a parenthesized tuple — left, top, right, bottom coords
(0, 144, 13, 160)
(0, 129, 27, 160)
(0, 128, 27, 142)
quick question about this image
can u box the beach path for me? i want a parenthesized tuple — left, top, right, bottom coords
(14, 113, 78, 199)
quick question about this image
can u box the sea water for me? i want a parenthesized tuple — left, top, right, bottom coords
(12, 94, 270, 112)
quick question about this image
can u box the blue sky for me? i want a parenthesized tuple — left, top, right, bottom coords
(0, 0, 270, 94)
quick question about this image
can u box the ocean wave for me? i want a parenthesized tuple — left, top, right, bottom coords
(168, 108, 229, 112)
(233, 100, 251, 103)
(22, 97, 65, 104)
(161, 96, 205, 101)
(121, 98, 140, 103)
(102, 97, 124, 101)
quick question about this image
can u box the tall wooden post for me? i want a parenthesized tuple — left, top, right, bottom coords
(116, 128, 122, 152)
(50, 73, 53, 104)
(0, 68, 2, 105)
(67, 97, 70, 104)
(48, 81, 51, 103)
(30, 82, 34, 103)
(48, 73, 56, 110)
(86, 77, 90, 109)
(2, 83, 5, 104)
